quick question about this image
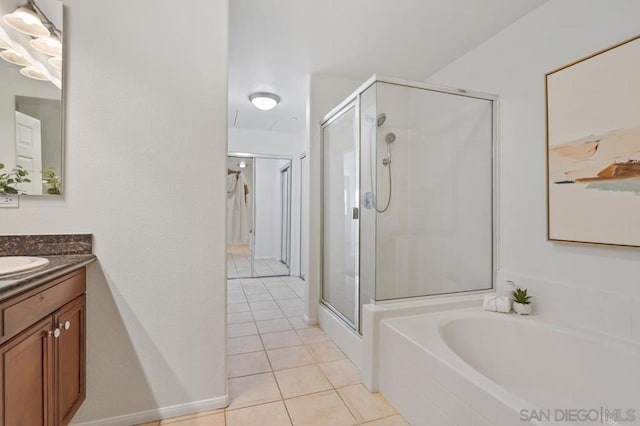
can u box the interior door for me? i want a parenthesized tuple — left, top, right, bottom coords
(321, 103, 359, 328)
(15, 111, 43, 195)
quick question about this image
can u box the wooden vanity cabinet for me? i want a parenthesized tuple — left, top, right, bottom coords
(0, 270, 87, 426)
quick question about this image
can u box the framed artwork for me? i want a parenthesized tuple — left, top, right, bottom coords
(546, 35, 640, 247)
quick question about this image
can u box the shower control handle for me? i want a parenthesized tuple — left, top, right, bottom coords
(352, 207, 359, 220)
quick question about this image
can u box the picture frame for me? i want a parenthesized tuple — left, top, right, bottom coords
(546, 35, 640, 247)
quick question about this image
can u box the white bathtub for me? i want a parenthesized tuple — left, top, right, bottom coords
(378, 308, 640, 425)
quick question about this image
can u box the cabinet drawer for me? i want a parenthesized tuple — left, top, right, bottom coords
(2, 271, 86, 341)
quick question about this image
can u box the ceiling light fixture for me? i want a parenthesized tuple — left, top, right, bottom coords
(30, 35, 61, 56)
(239, 161, 247, 168)
(3, 6, 49, 37)
(48, 56, 61, 70)
(249, 92, 280, 111)
(20, 65, 48, 81)
(0, 49, 29, 66)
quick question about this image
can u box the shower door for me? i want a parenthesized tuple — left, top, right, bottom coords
(321, 102, 359, 328)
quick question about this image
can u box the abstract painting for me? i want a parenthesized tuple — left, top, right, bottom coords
(546, 35, 640, 247)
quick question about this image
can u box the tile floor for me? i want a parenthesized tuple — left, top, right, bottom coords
(139, 276, 407, 426)
(227, 247, 290, 278)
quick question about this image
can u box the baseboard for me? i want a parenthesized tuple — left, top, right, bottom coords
(71, 394, 229, 426)
(303, 314, 318, 325)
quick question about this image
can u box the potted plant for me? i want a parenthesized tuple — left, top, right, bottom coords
(512, 288, 532, 315)
(0, 163, 30, 194)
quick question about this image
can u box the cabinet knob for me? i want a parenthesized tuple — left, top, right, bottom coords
(60, 321, 71, 330)
(53, 328, 61, 338)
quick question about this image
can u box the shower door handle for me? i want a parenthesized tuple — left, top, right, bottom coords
(352, 207, 359, 220)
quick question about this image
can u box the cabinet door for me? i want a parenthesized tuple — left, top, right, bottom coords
(0, 317, 54, 426)
(54, 295, 86, 426)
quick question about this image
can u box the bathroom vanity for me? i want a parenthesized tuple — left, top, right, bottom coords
(0, 235, 95, 425)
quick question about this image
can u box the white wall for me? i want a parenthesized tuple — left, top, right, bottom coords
(0, 0, 229, 423)
(228, 127, 304, 275)
(428, 1, 640, 338)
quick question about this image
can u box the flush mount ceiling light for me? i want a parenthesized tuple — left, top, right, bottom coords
(0, 49, 29, 66)
(48, 55, 61, 70)
(249, 92, 280, 111)
(3, 6, 49, 37)
(20, 65, 48, 81)
(30, 35, 61, 56)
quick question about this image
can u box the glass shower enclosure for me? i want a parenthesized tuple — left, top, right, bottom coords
(321, 76, 496, 331)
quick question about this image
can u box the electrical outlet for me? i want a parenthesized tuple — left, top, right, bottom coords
(0, 194, 19, 208)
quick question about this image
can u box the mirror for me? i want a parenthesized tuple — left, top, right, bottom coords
(0, 0, 63, 196)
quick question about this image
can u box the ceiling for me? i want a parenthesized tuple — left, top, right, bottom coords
(229, 0, 547, 133)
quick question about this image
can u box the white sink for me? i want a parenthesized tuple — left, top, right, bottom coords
(0, 256, 50, 277)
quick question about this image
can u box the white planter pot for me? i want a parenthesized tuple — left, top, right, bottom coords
(513, 302, 532, 315)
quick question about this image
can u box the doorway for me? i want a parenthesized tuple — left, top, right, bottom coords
(227, 153, 293, 279)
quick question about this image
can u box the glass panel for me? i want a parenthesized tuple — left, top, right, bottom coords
(322, 105, 358, 325)
(359, 85, 377, 317)
(373, 82, 493, 300)
(254, 158, 291, 277)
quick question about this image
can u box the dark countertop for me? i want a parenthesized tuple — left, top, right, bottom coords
(0, 254, 96, 302)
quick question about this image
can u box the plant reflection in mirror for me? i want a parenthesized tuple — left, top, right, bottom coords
(0, 163, 31, 194)
(43, 167, 61, 195)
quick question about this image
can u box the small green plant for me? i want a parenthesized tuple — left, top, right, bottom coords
(513, 288, 532, 305)
(43, 167, 62, 195)
(0, 163, 30, 194)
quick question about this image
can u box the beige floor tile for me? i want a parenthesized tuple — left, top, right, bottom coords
(307, 340, 346, 363)
(228, 302, 251, 313)
(319, 359, 361, 388)
(249, 301, 280, 311)
(261, 330, 303, 350)
(226, 401, 291, 426)
(361, 415, 409, 425)
(228, 335, 264, 355)
(159, 410, 225, 425)
(287, 317, 314, 329)
(295, 327, 331, 344)
(275, 365, 333, 398)
(256, 318, 293, 334)
(337, 384, 397, 423)
(228, 322, 258, 338)
(137, 422, 159, 426)
(252, 309, 285, 321)
(228, 372, 282, 409)
(285, 390, 356, 426)
(227, 312, 254, 324)
(267, 345, 315, 370)
(228, 351, 271, 378)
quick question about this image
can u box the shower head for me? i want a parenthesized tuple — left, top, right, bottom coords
(377, 113, 387, 127)
(385, 132, 396, 144)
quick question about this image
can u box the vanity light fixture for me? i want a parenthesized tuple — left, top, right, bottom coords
(3, 6, 49, 37)
(0, 49, 29, 66)
(249, 92, 280, 111)
(30, 35, 61, 56)
(20, 65, 47, 80)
